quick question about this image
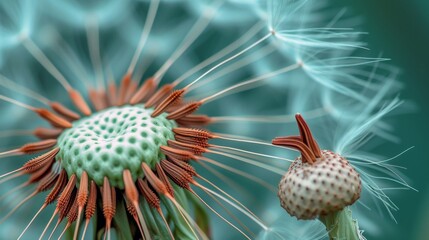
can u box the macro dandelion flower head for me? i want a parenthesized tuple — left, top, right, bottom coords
(0, 0, 412, 239)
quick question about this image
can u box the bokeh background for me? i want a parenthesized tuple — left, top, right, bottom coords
(342, 1, 429, 239)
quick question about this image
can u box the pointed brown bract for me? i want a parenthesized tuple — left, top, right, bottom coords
(118, 73, 132, 106)
(137, 178, 161, 209)
(160, 160, 193, 190)
(51, 189, 76, 239)
(141, 163, 169, 196)
(175, 114, 212, 127)
(155, 163, 174, 198)
(165, 98, 186, 112)
(142, 168, 175, 239)
(108, 81, 118, 106)
(20, 139, 57, 154)
(102, 177, 116, 237)
(34, 108, 73, 128)
(47, 187, 76, 240)
(111, 186, 116, 215)
(124, 198, 146, 239)
(0, 139, 59, 180)
(89, 88, 106, 111)
(130, 77, 157, 104)
(272, 137, 316, 163)
(50, 102, 80, 121)
(281, 135, 301, 141)
(81, 180, 97, 239)
(57, 200, 79, 239)
(123, 170, 139, 205)
(73, 171, 88, 240)
(67, 200, 79, 224)
(57, 174, 77, 213)
(167, 101, 202, 120)
(122, 169, 153, 238)
(85, 181, 97, 221)
(173, 127, 213, 139)
(77, 171, 89, 208)
(160, 145, 196, 161)
(27, 162, 54, 185)
(295, 114, 321, 158)
(125, 198, 138, 220)
(145, 84, 174, 108)
(174, 134, 210, 148)
(22, 147, 59, 173)
(45, 170, 68, 205)
(167, 140, 206, 156)
(272, 114, 324, 164)
(60, 189, 77, 217)
(69, 89, 92, 116)
(152, 89, 186, 117)
(33, 127, 63, 139)
(167, 157, 197, 177)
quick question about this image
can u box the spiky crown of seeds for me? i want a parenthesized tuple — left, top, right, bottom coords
(272, 114, 361, 220)
(0, 71, 218, 239)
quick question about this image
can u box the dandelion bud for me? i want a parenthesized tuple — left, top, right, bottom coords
(278, 150, 361, 220)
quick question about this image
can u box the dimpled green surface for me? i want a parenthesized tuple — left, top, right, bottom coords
(56, 105, 176, 189)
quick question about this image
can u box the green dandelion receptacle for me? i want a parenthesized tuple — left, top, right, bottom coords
(57, 105, 176, 188)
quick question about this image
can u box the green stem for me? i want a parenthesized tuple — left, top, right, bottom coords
(319, 207, 365, 240)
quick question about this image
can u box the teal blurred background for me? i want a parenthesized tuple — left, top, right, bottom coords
(343, 1, 429, 239)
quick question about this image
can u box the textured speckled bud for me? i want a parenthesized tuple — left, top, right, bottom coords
(278, 150, 361, 220)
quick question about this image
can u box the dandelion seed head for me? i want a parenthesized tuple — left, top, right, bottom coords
(57, 105, 176, 188)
